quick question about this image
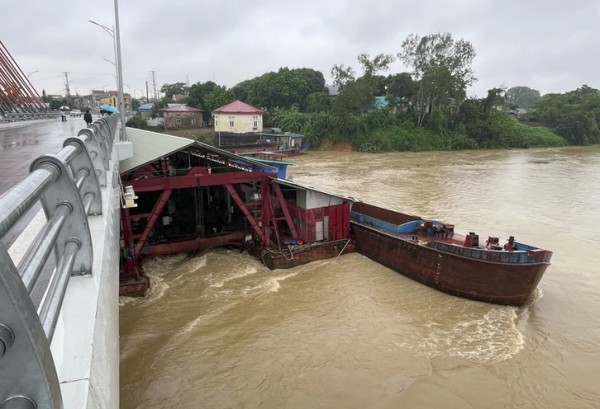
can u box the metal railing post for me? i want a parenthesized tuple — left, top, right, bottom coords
(0, 244, 63, 408)
(0, 116, 118, 408)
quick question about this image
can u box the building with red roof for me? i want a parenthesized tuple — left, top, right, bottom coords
(213, 100, 263, 133)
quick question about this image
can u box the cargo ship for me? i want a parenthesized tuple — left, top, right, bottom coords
(115, 128, 551, 306)
(349, 202, 552, 306)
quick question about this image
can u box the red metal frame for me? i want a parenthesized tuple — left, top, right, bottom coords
(125, 166, 270, 192)
(134, 189, 172, 256)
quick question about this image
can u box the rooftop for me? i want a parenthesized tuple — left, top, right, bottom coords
(214, 100, 263, 114)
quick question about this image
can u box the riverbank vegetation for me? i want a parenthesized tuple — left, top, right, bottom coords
(133, 32, 599, 152)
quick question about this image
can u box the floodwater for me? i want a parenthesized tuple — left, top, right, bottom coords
(120, 146, 600, 409)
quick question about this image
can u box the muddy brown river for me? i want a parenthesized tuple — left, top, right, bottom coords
(120, 146, 600, 408)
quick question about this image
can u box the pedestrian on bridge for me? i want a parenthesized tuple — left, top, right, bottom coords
(84, 109, 93, 126)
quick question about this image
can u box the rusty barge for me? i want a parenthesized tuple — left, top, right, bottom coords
(118, 129, 551, 306)
(350, 202, 552, 306)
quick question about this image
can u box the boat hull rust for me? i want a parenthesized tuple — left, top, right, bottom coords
(247, 239, 355, 270)
(350, 202, 551, 306)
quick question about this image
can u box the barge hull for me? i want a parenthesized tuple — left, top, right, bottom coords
(352, 224, 549, 306)
(248, 239, 355, 270)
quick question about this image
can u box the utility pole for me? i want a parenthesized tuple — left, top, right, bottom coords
(113, 0, 126, 140)
(145, 81, 149, 101)
(64, 72, 71, 107)
(150, 71, 157, 100)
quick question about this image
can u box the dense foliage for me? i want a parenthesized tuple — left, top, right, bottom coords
(506, 86, 541, 110)
(126, 113, 148, 129)
(147, 31, 597, 152)
(525, 85, 600, 145)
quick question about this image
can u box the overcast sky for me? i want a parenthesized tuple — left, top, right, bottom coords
(2, 0, 598, 100)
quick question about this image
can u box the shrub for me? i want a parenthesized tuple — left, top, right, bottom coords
(126, 114, 148, 130)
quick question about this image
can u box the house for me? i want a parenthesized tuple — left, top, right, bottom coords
(509, 108, 529, 118)
(160, 105, 204, 129)
(374, 96, 389, 110)
(138, 103, 154, 118)
(91, 89, 132, 112)
(213, 100, 263, 134)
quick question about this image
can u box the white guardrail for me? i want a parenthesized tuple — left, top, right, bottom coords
(0, 116, 122, 408)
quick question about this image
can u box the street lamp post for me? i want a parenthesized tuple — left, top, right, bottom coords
(89, 20, 118, 90)
(88, 0, 127, 140)
(113, 0, 126, 140)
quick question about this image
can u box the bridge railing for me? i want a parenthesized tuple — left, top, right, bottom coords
(0, 112, 58, 123)
(0, 115, 118, 408)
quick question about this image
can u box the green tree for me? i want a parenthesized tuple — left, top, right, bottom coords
(531, 85, 600, 145)
(231, 80, 252, 102)
(49, 98, 67, 110)
(126, 113, 148, 129)
(483, 87, 506, 114)
(243, 68, 311, 111)
(385, 72, 416, 113)
(294, 68, 327, 94)
(188, 81, 217, 109)
(330, 64, 356, 90)
(331, 78, 375, 115)
(160, 82, 188, 100)
(151, 99, 167, 119)
(305, 92, 331, 113)
(505, 86, 541, 109)
(130, 98, 141, 111)
(203, 86, 235, 115)
(357, 53, 396, 78)
(398, 33, 476, 126)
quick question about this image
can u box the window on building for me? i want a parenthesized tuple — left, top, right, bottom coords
(191, 118, 196, 125)
(253, 115, 258, 128)
(176, 118, 181, 125)
(229, 116, 235, 127)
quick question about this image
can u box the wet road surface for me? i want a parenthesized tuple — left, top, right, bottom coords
(0, 118, 83, 246)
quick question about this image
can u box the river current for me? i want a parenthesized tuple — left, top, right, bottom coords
(120, 146, 600, 408)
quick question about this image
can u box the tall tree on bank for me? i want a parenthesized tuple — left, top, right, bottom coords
(294, 68, 327, 94)
(357, 53, 396, 79)
(187, 81, 218, 121)
(505, 86, 541, 109)
(332, 78, 376, 115)
(160, 82, 189, 100)
(330, 64, 356, 91)
(231, 67, 318, 111)
(330, 53, 396, 116)
(203, 86, 235, 116)
(398, 33, 476, 126)
(531, 85, 600, 145)
(358, 53, 396, 96)
(385, 72, 416, 112)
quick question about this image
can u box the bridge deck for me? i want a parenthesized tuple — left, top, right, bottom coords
(0, 119, 87, 245)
